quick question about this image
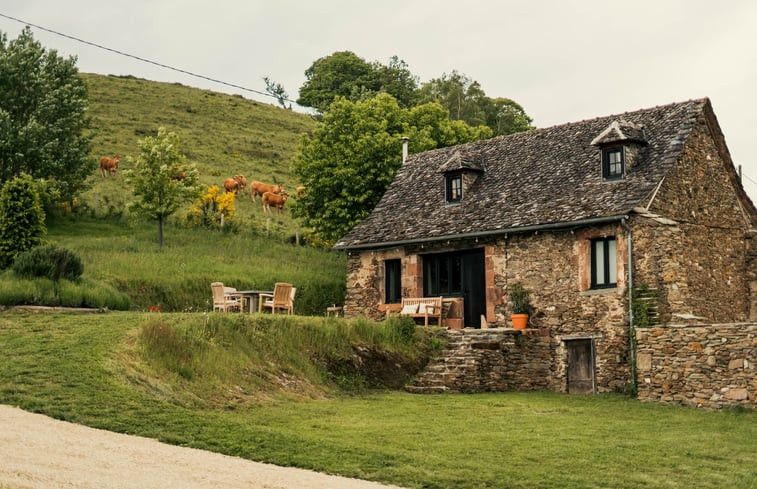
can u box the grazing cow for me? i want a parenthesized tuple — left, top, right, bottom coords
(296, 186, 306, 198)
(223, 177, 240, 193)
(262, 191, 289, 213)
(233, 174, 247, 192)
(99, 155, 121, 177)
(250, 181, 284, 201)
(170, 165, 187, 181)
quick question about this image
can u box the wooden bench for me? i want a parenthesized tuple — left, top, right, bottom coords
(398, 297, 443, 327)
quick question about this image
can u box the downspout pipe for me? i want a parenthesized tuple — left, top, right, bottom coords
(621, 217, 637, 394)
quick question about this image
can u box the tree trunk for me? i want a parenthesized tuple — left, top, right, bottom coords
(158, 216, 164, 248)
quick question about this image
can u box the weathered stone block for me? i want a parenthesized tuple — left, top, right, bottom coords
(723, 388, 749, 400)
(728, 358, 744, 369)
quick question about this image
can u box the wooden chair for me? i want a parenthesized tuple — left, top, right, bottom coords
(258, 282, 294, 314)
(211, 282, 241, 312)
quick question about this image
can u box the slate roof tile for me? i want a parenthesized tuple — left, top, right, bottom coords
(335, 99, 709, 249)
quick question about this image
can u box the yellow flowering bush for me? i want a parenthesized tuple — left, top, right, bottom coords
(185, 185, 237, 230)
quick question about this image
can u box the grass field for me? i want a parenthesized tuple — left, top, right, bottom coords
(0, 216, 346, 314)
(0, 311, 753, 489)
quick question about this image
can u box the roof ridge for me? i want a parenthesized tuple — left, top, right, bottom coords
(528, 98, 708, 136)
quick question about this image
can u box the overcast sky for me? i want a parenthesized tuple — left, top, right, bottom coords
(2, 1, 756, 199)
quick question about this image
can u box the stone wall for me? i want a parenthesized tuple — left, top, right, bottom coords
(636, 323, 755, 408)
(499, 227, 631, 392)
(406, 328, 551, 393)
(640, 114, 752, 323)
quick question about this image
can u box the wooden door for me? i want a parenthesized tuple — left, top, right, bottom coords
(566, 339, 595, 394)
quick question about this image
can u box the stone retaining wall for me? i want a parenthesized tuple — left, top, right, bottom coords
(636, 323, 755, 408)
(406, 328, 551, 393)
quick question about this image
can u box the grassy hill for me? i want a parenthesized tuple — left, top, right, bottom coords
(80, 73, 316, 234)
(0, 73, 344, 313)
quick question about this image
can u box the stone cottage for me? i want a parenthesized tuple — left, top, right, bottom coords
(333, 98, 756, 394)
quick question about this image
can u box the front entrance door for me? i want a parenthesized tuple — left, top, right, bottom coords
(422, 248, 486, 328)
(460, 249, 485, 328)
(566, 339, 595, 394)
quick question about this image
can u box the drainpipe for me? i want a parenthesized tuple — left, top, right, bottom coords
(621, 217, 637, 394)
(401, 136, 410, 164)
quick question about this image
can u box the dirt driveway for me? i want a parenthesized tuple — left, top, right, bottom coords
(0, 405, 404, 489)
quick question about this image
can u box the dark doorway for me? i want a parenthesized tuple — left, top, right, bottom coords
(460, 250, 485, 327)
(423, 249, 485, 328)
(566, 339, 595, 394)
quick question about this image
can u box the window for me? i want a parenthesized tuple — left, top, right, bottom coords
(446, 174, 463, 203)
(423, 252, 462, 296)
(602, 147, 624, 180)
(385, 259, 401, 304)
(591, 237, 617, 289)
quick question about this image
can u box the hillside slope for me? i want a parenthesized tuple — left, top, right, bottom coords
(80, 73, 316, 228)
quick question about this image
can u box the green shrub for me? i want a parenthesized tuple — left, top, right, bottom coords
(0, 173, 46, 268)
(12, 245, 84, 282)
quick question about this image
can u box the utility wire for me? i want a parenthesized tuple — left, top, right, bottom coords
(0, 11, 300, 106)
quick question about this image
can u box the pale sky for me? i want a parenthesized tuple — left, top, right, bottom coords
(2, 1, 756, 200)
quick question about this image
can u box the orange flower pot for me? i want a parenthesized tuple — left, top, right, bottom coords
(511, 314, 529, 330)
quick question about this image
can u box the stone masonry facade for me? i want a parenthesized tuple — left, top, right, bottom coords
(636, 324, 755, 408)
(340, 105, 756, 402)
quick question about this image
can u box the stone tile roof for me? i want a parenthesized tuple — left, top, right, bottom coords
(334, 99, 710, 249)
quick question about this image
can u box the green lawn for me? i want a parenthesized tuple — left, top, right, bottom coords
(0, 311, 753, 488)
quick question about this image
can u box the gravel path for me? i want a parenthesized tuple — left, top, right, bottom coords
(0, 405, 404, 489)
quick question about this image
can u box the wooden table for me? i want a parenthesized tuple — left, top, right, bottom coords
(233, 290, 273, 313)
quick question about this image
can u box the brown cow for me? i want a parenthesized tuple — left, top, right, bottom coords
(262, 191, 289, 214)
(250, 181, 284, 201)
(99, 155, 121, 177)
(295, 186, 306, 198)
(223, 175, 247, 194)
(223, 177, 239, 193)
(233, 175, 247, 192)
(170, 165, 187, 181)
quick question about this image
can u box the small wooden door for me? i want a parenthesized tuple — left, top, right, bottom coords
(566, 339, 595, 394)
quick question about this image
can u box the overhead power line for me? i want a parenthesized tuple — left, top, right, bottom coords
(0, 11, 300, 106)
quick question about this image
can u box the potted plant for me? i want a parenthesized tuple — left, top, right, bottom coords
(508, 283, 532, 330)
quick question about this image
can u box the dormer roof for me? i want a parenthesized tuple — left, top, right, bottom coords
(438, 151, 486, 173)
(590, 120, 648, 146)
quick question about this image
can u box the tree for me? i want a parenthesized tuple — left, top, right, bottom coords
(484, 97, 534, 136)
(0, 173, 46, 268)
(293, 93, 491, 243)
(263, 77, 290, 109)
(123, 128, 199, 248)
(0, 27, 92, 204)
(297, 51, 419, 113)
(419, 71, 534, 136)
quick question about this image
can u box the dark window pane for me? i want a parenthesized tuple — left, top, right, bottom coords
(385, 259, 401, 303)
(590, 237, 617, 289)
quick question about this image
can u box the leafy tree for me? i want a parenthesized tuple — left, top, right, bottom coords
(293, 93, 491, 243)
(297, 51, 419, 112)
(419, 71, 534, 136)
(484, 97, 534, 136)
(418, 71, 488, 126)
(263, 77, 290, 108)
(123, 128, 200, 248)
(0, 27, 92, 204)
(0, 173, 46, 268)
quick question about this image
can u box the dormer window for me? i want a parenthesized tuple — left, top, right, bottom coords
(446, 174, 463, 203)
(602, 147, 624, 180)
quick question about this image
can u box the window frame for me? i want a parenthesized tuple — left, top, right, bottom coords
(445, 173, 463, 203)
(384, 259, 402, 304)
(423, 252, 462, 297)
(602, 146, 625, 181)
(590, 236, 617, 289)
